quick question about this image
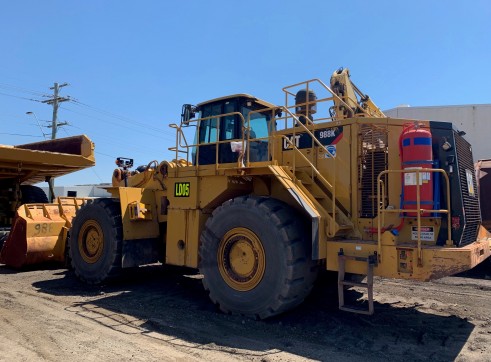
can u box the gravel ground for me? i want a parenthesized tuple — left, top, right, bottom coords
(0, 261, 490, 361)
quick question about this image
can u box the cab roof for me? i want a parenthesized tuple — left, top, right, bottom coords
(197, 94, 277, 110)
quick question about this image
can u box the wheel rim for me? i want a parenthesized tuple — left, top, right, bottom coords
(78, 220, 104, 264)
(218, 228, 265, 291)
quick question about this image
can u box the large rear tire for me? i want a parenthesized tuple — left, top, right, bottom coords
(69, 198, 123, 284)
(199, 196, 318, 319)
(20, 185, 48, 204)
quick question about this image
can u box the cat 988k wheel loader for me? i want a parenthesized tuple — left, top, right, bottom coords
(11, 68, 491, 317)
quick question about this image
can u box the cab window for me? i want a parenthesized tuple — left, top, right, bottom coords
(198, 103, 220, 143)
(242, 106, 272, 139)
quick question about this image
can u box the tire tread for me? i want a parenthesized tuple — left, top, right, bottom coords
(199, 196, 318, 319)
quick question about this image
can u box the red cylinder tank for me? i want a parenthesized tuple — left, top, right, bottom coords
(401, 124, 434, 217)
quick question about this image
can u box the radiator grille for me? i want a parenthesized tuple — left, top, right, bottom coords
(454, 132, 480, 246)
(359, 124, 388, 218)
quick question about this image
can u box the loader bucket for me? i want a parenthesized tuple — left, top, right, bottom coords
(0, 198, 87, 268)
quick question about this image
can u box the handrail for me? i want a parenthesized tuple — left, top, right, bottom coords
(168, 112, 246, 171)
(168, 124, 190, 163)
(376, 168, 452, 266)
(246, 105, 344, 226)
(168, 75, 373, 171)
(282, 78, 373, 120)
(282, 135, 338, 237)
(277, 106, 337, 210)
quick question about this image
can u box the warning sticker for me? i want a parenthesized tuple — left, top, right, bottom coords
(411, 226, 435, 241)
(405, 172, 418, 186)
(466, 169, 475, 197)
(404, 167, 430, 186)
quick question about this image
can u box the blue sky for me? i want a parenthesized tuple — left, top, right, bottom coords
(1, 1, 490, 185)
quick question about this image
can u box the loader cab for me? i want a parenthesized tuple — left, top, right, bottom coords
(190, 94, 276, 166)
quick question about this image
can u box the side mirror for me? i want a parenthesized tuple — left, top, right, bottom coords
(181, 104, 197, 125)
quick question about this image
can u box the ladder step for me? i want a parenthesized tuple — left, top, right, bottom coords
(299, 178, 313, 185)
(337, 252, 375, 315)
(339, 281, 368, 288)
(339, 305, 374, 316)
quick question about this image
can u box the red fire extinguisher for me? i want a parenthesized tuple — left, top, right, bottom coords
(400, 123, 434, 217)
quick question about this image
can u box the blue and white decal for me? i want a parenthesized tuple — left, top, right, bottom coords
(282, 126, 343, 150)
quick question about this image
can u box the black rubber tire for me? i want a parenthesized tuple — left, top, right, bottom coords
(20, 185, 48, 204)
(69, 198, 123, 284)
(0, 229, 9, 252)
(199, 196, 318, 319)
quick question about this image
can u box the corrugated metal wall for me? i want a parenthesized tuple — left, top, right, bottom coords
(384, 104, 491, 160)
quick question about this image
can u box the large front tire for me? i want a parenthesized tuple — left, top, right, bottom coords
(69, 198, 123, 284)
(199, 196, 317, 319)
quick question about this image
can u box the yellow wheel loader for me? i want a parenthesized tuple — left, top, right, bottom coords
(14, 68, 491, 317)
(0, 135, 94, 267)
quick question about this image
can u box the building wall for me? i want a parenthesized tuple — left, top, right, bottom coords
(384, 104, 491, 160)
(40, 185, 111, 199)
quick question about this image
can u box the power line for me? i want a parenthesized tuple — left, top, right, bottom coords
(0, 91, 42, 103)
(61, 127, 105, 184)
(0, 83, 48, 97)
(0, 82, 173, 137)
(60, 105, 175, 142)
(0, 132, 43, 138)
(1, 82, 177, 152)
(62, 118, 167, 158)
(90, 168, 104, 183)
(70, 99, 171, 135)
(95, 151, 118, 159)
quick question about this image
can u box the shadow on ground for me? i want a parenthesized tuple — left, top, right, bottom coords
(28, 265, 474, 362)
(456, 258, 491, 280)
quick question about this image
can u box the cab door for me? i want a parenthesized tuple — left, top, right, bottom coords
(195, 100, 240, 165)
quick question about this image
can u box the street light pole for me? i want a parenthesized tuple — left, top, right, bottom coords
(25, 112, 47, 139)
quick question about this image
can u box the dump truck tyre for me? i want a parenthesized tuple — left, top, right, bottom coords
(69, 198, 122, 284)
(199, 195, 317, 319)
(20, 185, 48, 204)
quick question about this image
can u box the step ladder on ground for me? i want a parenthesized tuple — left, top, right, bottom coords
(337, 250, 376, 315)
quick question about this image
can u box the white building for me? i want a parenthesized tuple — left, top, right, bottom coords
(384, 104, 491, 161)
(40, 184, 111, 199)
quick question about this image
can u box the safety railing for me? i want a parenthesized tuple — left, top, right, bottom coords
(281, 135, 340, 236)
(168, 123, 190, 163)
(272, 104, 344, 236)
(168, 76, 370, 173)
(168, 112, 248, 173)
(376, 168, 452, 266)
(279, 78, 361, 183)
(281, 78, 373, 127)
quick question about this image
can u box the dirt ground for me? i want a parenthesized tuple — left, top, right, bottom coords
(0, 261, 490, 362)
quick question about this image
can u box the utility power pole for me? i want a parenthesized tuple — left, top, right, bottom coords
(42, 82, 70, 139)
(42, 82, 70, 201)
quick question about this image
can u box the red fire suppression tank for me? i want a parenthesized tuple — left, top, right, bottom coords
(401, 124, 434, 217)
